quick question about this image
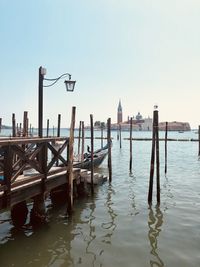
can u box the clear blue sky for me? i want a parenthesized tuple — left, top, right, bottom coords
(0, 0, 200, 129)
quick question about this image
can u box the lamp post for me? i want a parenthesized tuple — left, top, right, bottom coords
(38, 66, 76, 137)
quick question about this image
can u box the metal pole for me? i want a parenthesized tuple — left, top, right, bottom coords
(38, 66, 44, 138)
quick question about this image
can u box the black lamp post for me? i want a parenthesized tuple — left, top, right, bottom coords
(38, 66, 76, 137)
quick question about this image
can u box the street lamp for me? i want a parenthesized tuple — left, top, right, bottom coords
(38, 66, 76, 137)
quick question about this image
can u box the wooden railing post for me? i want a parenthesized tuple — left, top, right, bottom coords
(3, 145, 13, 206)
(67, 106, 76, 215)
(12, 113, 16, 137)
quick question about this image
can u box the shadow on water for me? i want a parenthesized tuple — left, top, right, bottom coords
(0, 202, 80, 267)
(148, 206, 165, 267)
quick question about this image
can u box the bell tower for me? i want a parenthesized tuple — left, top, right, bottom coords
(117, 100, 123, 124)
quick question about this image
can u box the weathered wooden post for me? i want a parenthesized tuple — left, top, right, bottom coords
(148, 111, 156, 205)
(16, 123, 19, 136)
(67, 106, 76, 215)
(19, 123, 22, 136)
(77, 121, 81, 161)
(46, 119, 49, 137)
(119, 123, 122, 149)
(29, 123, 32, 137)
(155, 111, 160, 204)
(148, 109, 160, 205)
(165, 122, 168, 174)
(129, 117, 133, 173)
(101, 122, 104, 149)
(57, 114, 61, 137)
(0, 118, 2, 133)
(12, 113, 16, 137)
(23, 111, 28, 137)
(90, 114, 94, 194)
(81, 121, 85, 162)
(107, 118, 112, 182)
(198, 125, 200, 157)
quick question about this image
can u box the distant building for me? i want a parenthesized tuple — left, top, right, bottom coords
(117, 100, 123, 124)
(112, 101, 153, 131)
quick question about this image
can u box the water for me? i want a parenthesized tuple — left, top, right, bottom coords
(0, 130, 200, 267)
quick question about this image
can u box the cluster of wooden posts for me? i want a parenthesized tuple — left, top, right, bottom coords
(0, 112, 34, 137)
(120, 110, 200, 206)
(0, 107, 113, 228)
(1, 106, 200, 228)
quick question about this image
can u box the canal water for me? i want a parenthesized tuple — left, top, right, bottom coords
(0, 129, 200, 267)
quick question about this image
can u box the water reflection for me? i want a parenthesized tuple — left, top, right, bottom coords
(128, 174, 139, 216)
(0, 204, 76, 267)
(148, 206, 165, 267)
(101, 185, 117, 245)
(84, 201, 97, 267)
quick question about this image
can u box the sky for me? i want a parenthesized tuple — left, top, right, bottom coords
(0, 0, 200, 129)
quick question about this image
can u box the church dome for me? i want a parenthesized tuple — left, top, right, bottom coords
(136, 112, 142, 120)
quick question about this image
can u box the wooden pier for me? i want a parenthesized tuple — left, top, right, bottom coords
(0, 136, 104, 226)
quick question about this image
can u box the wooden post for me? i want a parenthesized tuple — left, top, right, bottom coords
(19, 123, 22, 136)
(46, 119, 49, 137)
(155, 111, 160, 204)
(90, 114, 94, 194)
(53, 126, 55, 136)
(119, 123, 122, 149)
(77, 121, 81, 161)
(67, 106, 76, 215)
(198, 125, 200, 157)
(148, 111, 156, 205)
(165, 122, 168, 174)
(101, 123, 104, 149)
(81, 121, 85, 162)
(23, 111, 28, 137)
(0, 118, 2, 133)
(12, 113, 16, 137)
(148, 110, 160, 205)
(29, 123, 32, 137)
(57, 114, 61, 137)
(26, 117, 29, 137)
(107, 118, 112, 182)
(129, 117, 133, 173)
(4, 145, 13, 193)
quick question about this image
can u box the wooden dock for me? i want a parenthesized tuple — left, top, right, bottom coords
(0, 136, 107, 226)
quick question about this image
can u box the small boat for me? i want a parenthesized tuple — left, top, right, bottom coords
(74, 143, 109, 170)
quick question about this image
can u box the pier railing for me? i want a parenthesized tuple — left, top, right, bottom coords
(0, 137, 69, 194)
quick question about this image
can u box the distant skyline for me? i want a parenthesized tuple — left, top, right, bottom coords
(0, 0, 200, 129)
